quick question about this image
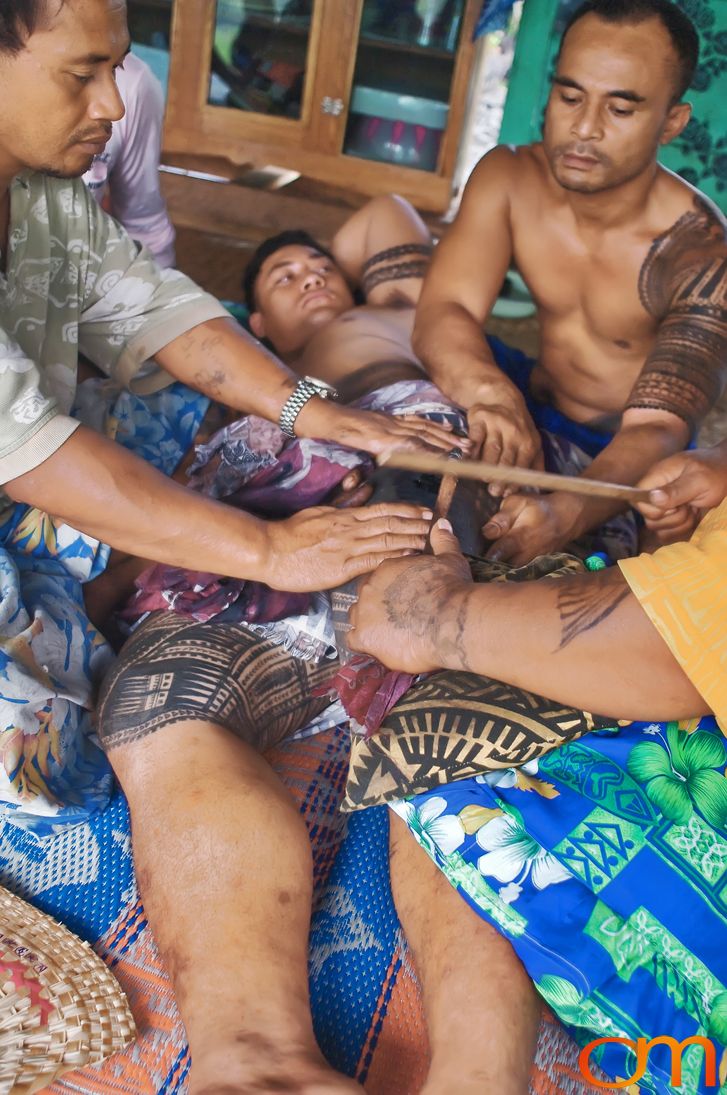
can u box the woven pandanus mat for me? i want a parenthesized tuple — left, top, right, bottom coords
(0, 885, 135, 1095)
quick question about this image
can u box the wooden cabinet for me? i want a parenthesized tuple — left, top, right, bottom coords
(150, 0, 480, 213)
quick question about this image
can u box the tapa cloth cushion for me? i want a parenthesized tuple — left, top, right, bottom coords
(342, 553, 620, 811)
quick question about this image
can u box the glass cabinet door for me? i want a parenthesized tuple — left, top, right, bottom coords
(209, 0, 315, 119)
(127, 0, 175, 94)
(343, 0, 467, 172)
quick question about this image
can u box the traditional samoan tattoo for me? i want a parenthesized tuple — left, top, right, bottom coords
(556, 570, 630, 650)
(361, 242, 433, 272)
(381, 566, 472, 670)
(361, 259, 431, 295)
(97, 612, 332, 751)
(629, 196, 727, 433)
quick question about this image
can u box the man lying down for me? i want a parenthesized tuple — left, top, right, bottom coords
(99, 194, 551, 1095)
(97, 166, 723, 1091)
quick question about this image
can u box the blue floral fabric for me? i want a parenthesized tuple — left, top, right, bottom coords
(393, 716, 727, 1094)
(0, 381, 209, 833)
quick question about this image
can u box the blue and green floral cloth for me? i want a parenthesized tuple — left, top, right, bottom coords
(394, 716, 727, 1094)
(0, 380, 209, 832)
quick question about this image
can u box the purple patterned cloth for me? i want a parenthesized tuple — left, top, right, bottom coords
(122, 380, 462, 629)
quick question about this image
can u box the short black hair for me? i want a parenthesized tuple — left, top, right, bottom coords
(560, 0, 699, 100)
(0, 0, 62, 54)
(243, 229, 336, 312)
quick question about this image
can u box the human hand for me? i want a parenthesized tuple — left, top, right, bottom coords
(299, 401, 471, 458)
(466, 387, 542, 494)
(482, 492, 578, 565)
(348, 518, 474, 673)
(264, 502, 434, 592)
(636, 445, 727, 543)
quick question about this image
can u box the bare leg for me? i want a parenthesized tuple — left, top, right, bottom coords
(389, 813, 540, 1095)
(109, 721, 362, 1095)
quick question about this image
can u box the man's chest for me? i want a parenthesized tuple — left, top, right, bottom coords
(513, 218, 659, 344)
(301, 307, 417, 374)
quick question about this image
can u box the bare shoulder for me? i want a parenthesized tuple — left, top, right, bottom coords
(466, 143, 541, 195)
(626, 174, 726, 435)
(640, 173, 727, 319)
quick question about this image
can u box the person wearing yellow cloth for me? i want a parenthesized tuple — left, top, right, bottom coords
(348, 441, 727, 1095)
(348, 442, 727, 726)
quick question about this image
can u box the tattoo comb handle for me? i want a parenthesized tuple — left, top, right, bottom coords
(379, 452, 652, 504)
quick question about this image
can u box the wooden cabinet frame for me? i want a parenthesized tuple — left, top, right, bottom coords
(163, 0, 481, 211)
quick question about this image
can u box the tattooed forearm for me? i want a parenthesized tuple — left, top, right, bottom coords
(633, 197, 727, 432)
(382, 568, 472, 669)
(436, 598, 473, 671)
(556, 572, 630, 650)
(193, 367, 226, 398)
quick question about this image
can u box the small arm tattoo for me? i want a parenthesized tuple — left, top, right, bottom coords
(556, 571, 630, 650)
(361, 243, 433, 273)
(382, 567, 472, 669)
(193, 367, 226, 398)
(361, 259, 431, 295)
(629, 197, 727, 432)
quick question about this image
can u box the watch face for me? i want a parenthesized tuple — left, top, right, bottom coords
(304, 375, 337, 395)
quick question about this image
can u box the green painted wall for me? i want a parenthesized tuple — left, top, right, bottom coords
(497, 0, 726, 211)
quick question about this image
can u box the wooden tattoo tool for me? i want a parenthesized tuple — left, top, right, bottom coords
(378, 451, 652, 504)
(432, 450, 462, 520)
(425, 449, 463, 554)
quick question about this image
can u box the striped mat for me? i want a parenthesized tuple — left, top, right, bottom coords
(0, 724, 612, 1093)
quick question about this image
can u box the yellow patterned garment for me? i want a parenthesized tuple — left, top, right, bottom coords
(619, 498, 727, 733)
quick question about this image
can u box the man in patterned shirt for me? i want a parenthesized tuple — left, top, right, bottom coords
(0, 0, 460, 826)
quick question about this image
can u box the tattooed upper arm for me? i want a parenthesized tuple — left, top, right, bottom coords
(627, 197, 727, 434)
(360, 243, 434, 305)
(556, 569, 631, 651)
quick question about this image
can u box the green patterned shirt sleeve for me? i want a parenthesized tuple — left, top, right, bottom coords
(0, 327, 80, 483)
(75, 178, 228, 394)
(0, 172, 227, 488)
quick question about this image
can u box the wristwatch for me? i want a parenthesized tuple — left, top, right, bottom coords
(278, 375, 339, 437)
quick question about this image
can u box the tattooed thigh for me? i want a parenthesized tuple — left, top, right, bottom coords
(97, 612, 335, 752)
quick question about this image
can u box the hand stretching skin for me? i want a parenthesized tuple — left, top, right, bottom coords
(6, 427, 434, 594)
(481, 412, 687, 564)
(263, 504, 434, 591)
(348, 519, 473, 674)
(348, 519, 705, 719)
(466, 383, 543, 486)
(482, 492, 581, 565)
(296, 400, 471, 458)
(635, 442, 727, 543)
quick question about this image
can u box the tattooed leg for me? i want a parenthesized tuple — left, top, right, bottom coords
(97, 610, 333, 751)
(101, 617, 359, 1094)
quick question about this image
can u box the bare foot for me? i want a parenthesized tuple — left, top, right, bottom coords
(189, 1042, 364, 1095)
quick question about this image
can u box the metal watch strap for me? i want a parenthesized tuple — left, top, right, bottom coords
(278, 378, 323, 437)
